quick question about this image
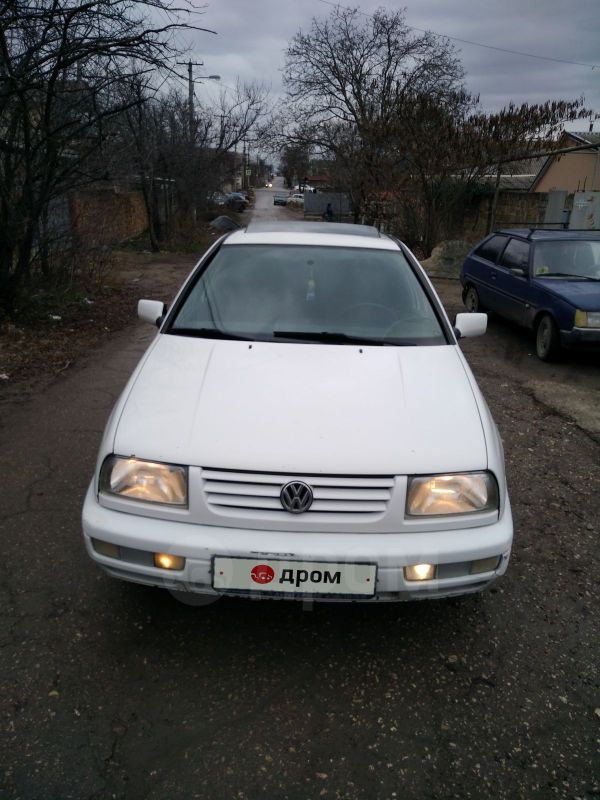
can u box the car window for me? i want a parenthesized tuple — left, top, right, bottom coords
(168, 244, 447, 345)
(499, 239, 530, 272)
(474, 235, 507, 263)
(532, 240, 600, 279)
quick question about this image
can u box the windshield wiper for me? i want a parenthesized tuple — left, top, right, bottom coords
(540, 272, 600, 281)
(272, 330, 416, 346)
(168, 326, 253, 341)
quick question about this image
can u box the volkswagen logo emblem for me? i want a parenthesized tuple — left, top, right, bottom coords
(280, 481, 314, 514)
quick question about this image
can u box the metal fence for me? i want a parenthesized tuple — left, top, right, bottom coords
(303, 192, 351, 218)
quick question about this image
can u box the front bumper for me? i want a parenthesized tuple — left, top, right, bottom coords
(82, 483, 513, 602)
(561, 326, 600, 348)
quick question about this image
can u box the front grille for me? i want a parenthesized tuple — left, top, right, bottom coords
(201, 469, 394, 518)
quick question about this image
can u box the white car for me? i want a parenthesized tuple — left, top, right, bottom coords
(82, 221, 513, 602)
(286, 193, 304, 205)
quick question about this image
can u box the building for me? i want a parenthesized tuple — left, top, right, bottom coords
(532, 131, 600, 193)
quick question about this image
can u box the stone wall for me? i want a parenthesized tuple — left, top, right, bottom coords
(421, 191, 552, 280)
(459, 191, 548, 243)
(70, 186, 148, 246)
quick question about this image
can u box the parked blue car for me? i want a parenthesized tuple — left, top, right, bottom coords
(460, 229, 600, 360)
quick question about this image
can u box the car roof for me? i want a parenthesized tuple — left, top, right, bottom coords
(224, 221, 399, 250)
(496, 228, 600, 241)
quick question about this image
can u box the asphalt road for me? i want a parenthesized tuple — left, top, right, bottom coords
(250, 176, 300, 221)
(1, 194, 599, 800)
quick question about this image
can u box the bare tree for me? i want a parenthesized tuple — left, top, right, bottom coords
(388, 94, 588, 252)
(115, 76, 270, 248)
(281, 5, 464, 217)
(0, 0, 214, 314)
(279, 144, 311, 189)
(195, 79, 270, 206)
(113, 73, 172, 251)
(207, 79, 270, 152)
(279, 5, 588, 247)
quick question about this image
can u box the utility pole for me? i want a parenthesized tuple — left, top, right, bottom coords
(176, 60, 220, 140)
(242, 139, 247, 190)
(177, 60, 204, 140)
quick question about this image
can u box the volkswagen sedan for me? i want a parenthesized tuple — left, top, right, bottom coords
(82, 222, 512, 602)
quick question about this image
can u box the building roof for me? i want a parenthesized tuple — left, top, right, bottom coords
(480, 156, 548, 191)
(530, 131, 600, 191)
(565, 131, 600, 146)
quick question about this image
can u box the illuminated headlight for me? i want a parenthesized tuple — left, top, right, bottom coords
(574, 309, 600, 328)
(406, 472, 499, 516)
(405, 563, 436, 581)
(100, 456, 187, 506)
(154, 553, 186, 570)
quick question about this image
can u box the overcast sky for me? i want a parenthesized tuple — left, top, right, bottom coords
(180, 0, 599, 130)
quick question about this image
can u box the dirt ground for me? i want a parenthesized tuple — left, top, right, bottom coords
(0, 249, 199, 408)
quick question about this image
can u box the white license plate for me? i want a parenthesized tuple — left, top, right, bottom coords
(213, 557, 376, 597)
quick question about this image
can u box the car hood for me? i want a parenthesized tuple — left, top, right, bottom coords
(113, 335, 487, 475)
(534, 277, 600, 310)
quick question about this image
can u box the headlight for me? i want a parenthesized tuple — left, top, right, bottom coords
(574, 309, 600, 328)
(100, 456, 187, 506)
(406, 472, 499, 516)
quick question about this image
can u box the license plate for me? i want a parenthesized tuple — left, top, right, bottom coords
(213, 556, 376, 597)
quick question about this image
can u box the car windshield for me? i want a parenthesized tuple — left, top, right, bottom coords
(533, 240, 600, 280)
(167, 244, 447, 345)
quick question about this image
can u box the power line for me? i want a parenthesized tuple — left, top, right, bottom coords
(317, 0, 599, 70)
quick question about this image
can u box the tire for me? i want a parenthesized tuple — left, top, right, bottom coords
(535, 314, 561, 361)
(464, 285, 481, 313)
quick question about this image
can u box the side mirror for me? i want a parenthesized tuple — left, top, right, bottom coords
(454, 312, 487, 339)
(138, 299, 166, 327)
(509, 267, 527, 278)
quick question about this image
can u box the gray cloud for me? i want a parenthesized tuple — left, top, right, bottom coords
(189, 0, 599, 125)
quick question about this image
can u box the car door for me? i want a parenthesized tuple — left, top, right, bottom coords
(493, 238, 533, 325)
(464, 234, 509, 312)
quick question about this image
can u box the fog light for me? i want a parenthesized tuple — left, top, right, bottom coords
(404, 563, 436, 581)
(471, 556, 500, 574)
(92, 539, 120, 559)
(154, 553, 185, 571)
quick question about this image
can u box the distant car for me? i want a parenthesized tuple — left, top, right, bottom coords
(265, 182, 273, 188)
(273, 192, 288, 206)
(207, 192, 227, 207)
(224, 192, 248, 212)
(461, 229, 600, 360)
(83, 221, 512, 603)
(286, 193, 304, 206)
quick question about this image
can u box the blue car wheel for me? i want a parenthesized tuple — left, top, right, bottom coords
(536, 314, 561, 362)
(464, 286, 482, 313)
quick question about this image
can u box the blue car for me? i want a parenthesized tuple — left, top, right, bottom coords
(460, 229, 600, 360)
